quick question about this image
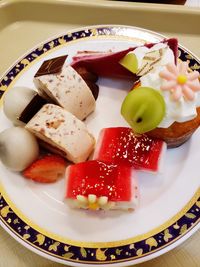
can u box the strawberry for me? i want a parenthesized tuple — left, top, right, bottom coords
(23, 155, 66, 183)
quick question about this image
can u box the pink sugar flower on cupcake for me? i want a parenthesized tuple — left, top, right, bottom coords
(159, 62, 200, 101)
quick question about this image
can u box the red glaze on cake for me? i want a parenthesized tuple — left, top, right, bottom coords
(71, 38, 178, 79)
(65, 160, 139, 211)
(93, 127, 166, 173)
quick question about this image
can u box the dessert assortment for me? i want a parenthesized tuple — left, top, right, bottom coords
(1, 37, 200, 212)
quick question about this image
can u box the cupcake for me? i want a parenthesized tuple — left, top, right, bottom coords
(142, 61, 200, 147)
(120, 41, 200, 148)
(122, 58, 200, 148)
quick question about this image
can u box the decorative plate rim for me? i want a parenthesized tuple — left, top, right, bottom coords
(0, 25, 200, 266)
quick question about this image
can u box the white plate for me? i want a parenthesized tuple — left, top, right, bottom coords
(0, 25, 199, 267)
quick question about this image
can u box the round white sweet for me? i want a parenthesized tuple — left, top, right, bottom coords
(0, 127, 39, 171)
(3, 87, 37, 125)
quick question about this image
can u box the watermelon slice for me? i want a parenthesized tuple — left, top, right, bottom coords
(93, 127, 166, 173)
(65, 160, 139, 211)
(71, 38, 178, 80)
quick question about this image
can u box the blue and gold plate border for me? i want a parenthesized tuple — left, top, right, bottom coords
(0, 26, 200, 264)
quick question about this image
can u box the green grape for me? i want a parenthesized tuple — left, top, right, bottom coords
(119, 53, 138, 73)
(121, 87, 166, 134)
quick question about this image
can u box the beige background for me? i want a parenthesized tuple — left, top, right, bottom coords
(0, 0, 200, 266)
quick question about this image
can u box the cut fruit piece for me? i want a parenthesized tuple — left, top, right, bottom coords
(65, 160, 139, 211)
(121, 87, 166, 134)
(119, 53, 138, 74)
(93, 127, 166, 173)
(23, 155, 66, 183)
